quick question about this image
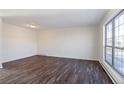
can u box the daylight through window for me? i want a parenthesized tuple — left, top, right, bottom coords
(105, 10, 124, 75)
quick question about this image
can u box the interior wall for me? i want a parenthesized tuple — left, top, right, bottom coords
(38, 26, 98, 60)
(2, 23, 37, 63)
(98, 9, 124, 83)
(0, 18, 2, 67)
(1, 23, 99, 63)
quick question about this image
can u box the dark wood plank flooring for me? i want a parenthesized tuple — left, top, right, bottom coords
(0, 55, 113, 84)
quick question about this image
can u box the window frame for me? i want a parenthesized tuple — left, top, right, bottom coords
(105, 9, 124, 76)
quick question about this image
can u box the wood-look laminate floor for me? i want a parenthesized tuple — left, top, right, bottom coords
(0, 55, 113, 84)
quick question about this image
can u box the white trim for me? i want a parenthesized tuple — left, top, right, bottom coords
(99, 61, 116, 84)
(2, 54, 37, 63)
(99, 60, 124, 84)
(0, 63, 3, 68)
(37, 53, 99, 61)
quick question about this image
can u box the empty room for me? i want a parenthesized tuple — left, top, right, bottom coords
(0, 9, 124, 84)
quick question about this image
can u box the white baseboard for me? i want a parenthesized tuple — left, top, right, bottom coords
(0, 63, 3, 68)
(37, 53, 99, 61)
(99, 61, 116, 84)
(99, 61, 124, 84)
(2, 54, 36, 63)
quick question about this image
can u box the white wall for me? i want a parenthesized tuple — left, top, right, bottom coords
(2, 23, 37, 62)
(0, 18, 3, 68)
(98, 9, 124, 83)
(1, 23, 98, 63)
(38, 26, 98, 60)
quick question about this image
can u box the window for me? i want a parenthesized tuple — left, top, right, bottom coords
(105, 10, 124, 76)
